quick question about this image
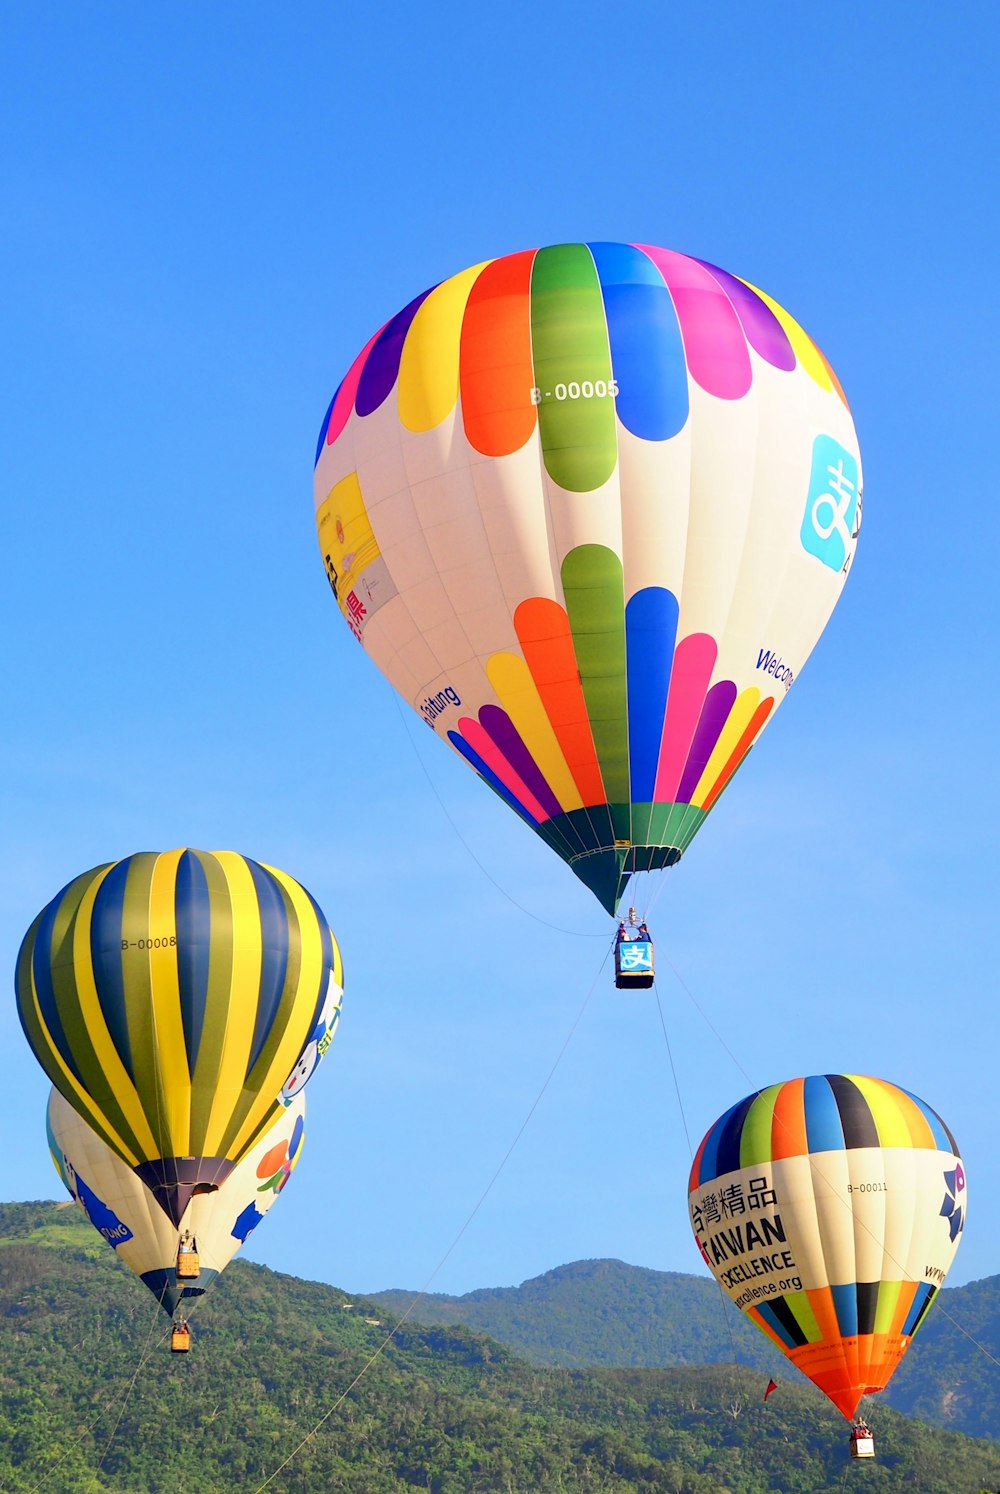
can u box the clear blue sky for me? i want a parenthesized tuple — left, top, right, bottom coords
(2, 4, 997, 1304)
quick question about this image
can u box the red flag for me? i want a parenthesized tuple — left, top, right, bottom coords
(763, 1378, 778, 1402)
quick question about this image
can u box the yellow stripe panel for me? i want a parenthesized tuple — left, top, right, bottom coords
(72, 870, 158, 1157)
(202, 852, 263, 1156)
(147, 849, 191, 1155)
(848, 1075, 914, 1148)
(737, 277, 833, 392)
(487, 652, 584, 812)
(398, 262, 490, 431)
(24, 962, 141, 1166)
(690, 687, 761, 808)
(226, 863, 326, 1160)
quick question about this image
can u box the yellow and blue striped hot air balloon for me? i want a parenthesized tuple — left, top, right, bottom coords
(314, 242, 862, 914)
(17, 849, 343, 1226)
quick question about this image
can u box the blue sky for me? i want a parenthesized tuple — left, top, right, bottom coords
(2, 3, 998, 1313)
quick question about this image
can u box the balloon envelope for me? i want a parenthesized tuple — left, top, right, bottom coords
(18, 849, 343, 1225)
(48, 1086, 306, 1316)
(688, 1074, 966, 1419)
(314, 243, 862, 912)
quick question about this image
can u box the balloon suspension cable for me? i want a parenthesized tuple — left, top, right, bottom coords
(651, 977, 744, 1376)
(248, 934, 615, 1494)
(390, 686, 606, 937)
(13, 1295, 170, 1494)
(662, 949, 1000, 1389)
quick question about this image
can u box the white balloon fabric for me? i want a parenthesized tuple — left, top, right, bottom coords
(47, 1086, 306, 1316)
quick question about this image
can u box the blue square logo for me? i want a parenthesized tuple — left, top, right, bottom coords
(801, 435, 860, 572)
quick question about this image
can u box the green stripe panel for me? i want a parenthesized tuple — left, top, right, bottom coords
(217, 879, 301, 1157)
(874, 1280, 904, 1336)
(530, 244, 617, 492)
(48, 875, 148, 1162)
(783, 1289, 823, 1345)
(740, 1087, 782, 1168)
(562, 545, 630, 808)
(189, 851, 238, 1155)
(118, 854, 167, 1154)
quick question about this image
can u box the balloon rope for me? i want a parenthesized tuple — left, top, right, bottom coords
(10, 1297, 169, 1494)
(390, 688, 606, 937)
(84, 1300, 170, 1493)
(652, 980, 751, 1378)
(247, 937, 613, 1494)
(664, 951, 1000, 1388)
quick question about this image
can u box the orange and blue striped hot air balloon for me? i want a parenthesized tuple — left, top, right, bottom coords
(688, 1075, 966, 1421)
(313, 242, 862, 914)
(17, 849, 343, 1226)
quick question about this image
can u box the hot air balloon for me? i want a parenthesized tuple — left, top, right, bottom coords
(688, 1075, 966, 1454)
(313, 242, 862, 916)
(47, 1086, 306, 1318)
(17, 850, 343, 1230)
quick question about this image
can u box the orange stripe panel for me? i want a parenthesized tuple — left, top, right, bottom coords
(701, 697, 775, 812)
(515, 598, 605, 806)
(770, 1077, 808, 1160)
(460, 250, 537, 456)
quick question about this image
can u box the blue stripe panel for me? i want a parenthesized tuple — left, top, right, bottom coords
(831, 1282, 859, 1338)
(754, 1301, 799, 1350)
(901, 1085, 959, 1154)
(175, 850, 212, 1073)
(300, 890, 337, 1032)
(245, 859, 292, 1076)
(30, 886, 86, 1086)
(902, 1281, 936, 1337)
(447, 731, 541, 826)
(804, 1074, 846, 1154)
(701, 1091, 761, 1183)
(588, 240, 688, 440)
(89, 858, 134, 1081)
(314, 391, 337, 466)
(626, 587, 678, 801)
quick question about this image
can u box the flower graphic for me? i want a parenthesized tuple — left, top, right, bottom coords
(940, 1163, 966, 1243)
(256, 1115, 306, 1196)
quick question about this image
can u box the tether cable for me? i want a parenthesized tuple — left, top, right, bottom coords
(390, 687, 606, 938)
(8, 1297, 170, 1494)
(247, 936, 614, 1492)
(660, 952, 1000, 1393)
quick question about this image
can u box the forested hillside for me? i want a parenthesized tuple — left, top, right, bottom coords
(372, 1255, 1000, 1441)
(3, 1202, 1000, 1493)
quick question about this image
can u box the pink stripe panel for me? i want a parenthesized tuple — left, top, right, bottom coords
(324, 324, 387, 448)
(653, 633, 718, 802)
(458, 717, 551, 823)
(635, 246, 752, 400)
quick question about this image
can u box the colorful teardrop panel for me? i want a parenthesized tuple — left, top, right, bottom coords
(314, 243, 862, 912)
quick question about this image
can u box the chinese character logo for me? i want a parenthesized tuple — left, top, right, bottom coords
(801, 435, 860, 572)
(940, 1162, 966, 1243)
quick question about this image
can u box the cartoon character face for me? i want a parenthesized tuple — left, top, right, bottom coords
(277, 976, 342, 1106)
(280, 1043, 318, 1103)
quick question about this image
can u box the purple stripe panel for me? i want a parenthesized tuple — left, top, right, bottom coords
(355, 286, 437, 417)
(676, 680, 738, 803)
(696, 259, 795, 371)
(479, 704, 564, 819)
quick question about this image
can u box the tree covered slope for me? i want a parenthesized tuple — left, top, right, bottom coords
(2, 1202, 999, 1494)
(371, 1254, 1000, 1442)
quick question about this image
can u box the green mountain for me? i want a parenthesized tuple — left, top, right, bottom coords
(371, 1258, 1000, 1442)
(3, 1203, 1000, 1494)
(372, 1258, 787, 1373)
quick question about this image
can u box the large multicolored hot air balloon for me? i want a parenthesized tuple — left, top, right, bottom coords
(688, 1075, 966, 1421)
(17, 849, 343, 1228)
(48, 1086, 306, 1316)
(314, 242, 862, 913)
